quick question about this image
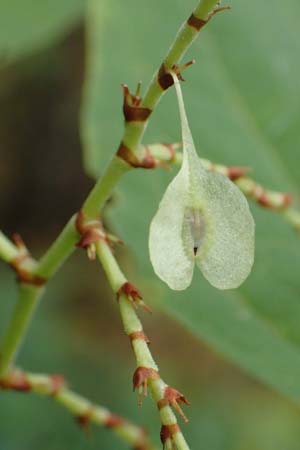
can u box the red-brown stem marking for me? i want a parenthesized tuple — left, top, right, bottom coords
(117, 282, 152, 313)
(0, 371, 31, 391)
(123, 85, 152, 122)
(117, 143, 156, 169)
(77, 407, 95, 429)
(133, 367, 160, 405)
(188, 5, 231, 31)
(10, 234, 46, 286)
(105, 414, 125, 428)
(75, 210, 104, 249)
(160, 424, 180, 449)
(157, 387, 190, 423)
(129, 331, 150, 345)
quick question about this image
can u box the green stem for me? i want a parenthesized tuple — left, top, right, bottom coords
(124, 0, 221, 152)
(34, 0, 220, 279)
(0, 0, 220, 399)
(82, 156, 130, 219)
(0, 371, 156, 450)
(0, 285, 43, 376)
(35, 217, 78, 279)
(96, 240, 190, 450)
(0, 231, 19, 263)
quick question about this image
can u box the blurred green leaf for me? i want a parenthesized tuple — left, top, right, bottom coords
(0, 0, 85, 63)
(81, 0, 300, 404)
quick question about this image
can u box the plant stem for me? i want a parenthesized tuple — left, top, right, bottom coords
(0, 285, 43, 376)
(0, 371, 157, 450)
(34, 0, 221, 281)
(0, 0, 220, 414)
(96, 240, 190, 450)
(0, 231, 19, 263)
(123, 0, 222, 152)
(35, 217, 79, 279)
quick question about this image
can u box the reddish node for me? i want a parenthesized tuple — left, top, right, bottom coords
(105, 414, 125, 428)
(133, 428, 150, 450)
(158, 387, 190, 423)
(158, 61, 194, 91)
(282, 193, 293, 207)
(133, 367, 159, 406)
(227, 166, 250, 181)
(187, 13, 207, 31)
(76, 407, 94, 429)
(49, 374, 65, 396)
(117, 282, 152, 313)
(10, 235, 46, 286)
(133, 445, 149, 450)
(160, 424, 180, 449)
(122, 84, 152, 122)
(163, 143, 179, 163)
(257, 192, 271, 208)
(0, 371, 31, 392)
(117, 142, 156, 169)
(75, 210, 103, 254)
(129, 331, 150, 345)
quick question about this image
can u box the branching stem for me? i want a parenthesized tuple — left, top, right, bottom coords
(0, 370, 156, 450)
(96, 239, 190, 450)
(0, 285, 44, 376)
(0, 231, 19, 263)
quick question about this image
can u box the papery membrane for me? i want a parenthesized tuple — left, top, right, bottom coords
(149, 166, 195, 291)
(149, 73, 255, 291)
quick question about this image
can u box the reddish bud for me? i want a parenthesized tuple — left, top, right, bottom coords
(105, 414, 125, 428)
(76, 408, 94, 429)
(227, 166, 250, 181)
(257, 192, 271, 208)
(158, 386, 190, 423)
(122, 84, 152, 122)
(160, 424, 180, 449)
(76, 229, 102, 251)
(117, 282, 152, 313)
(282, 193, 293, 207)
(129, 331, 150, 345)
(133, 445, 149, 450)
(49, 374, 65, 396)
(0, 372, 31, 392)
(133, 367, 159, 405)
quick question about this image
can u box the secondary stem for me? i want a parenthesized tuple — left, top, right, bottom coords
(34, 0, 221, 280)
(0, 231, 19, 263)
(0, 285, 43, 376)
(0, 0, 220, 426)
(0, 370, 156, 450)
(96, 240, 190, 450)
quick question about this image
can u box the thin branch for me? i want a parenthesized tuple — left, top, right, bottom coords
(0, 231, 19, 263)
(96, 239, 190, 450)
(0, 370, 156, 450)
(0, 285, 43, 376)
(34, 0, 222, 280)
(0, 0, 220, 433)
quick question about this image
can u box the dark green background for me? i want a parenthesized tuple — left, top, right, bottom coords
(1, 1, 300, 449)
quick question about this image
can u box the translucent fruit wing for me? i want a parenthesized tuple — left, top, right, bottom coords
(194, 169, 255, 289)
(149, 167, 195, 291)
(149, 72, 255, 291)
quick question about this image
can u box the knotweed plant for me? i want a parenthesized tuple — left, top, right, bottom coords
(0, 1, 299, 450)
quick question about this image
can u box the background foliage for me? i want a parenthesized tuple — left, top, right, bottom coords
(0, 0, 300, 449)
